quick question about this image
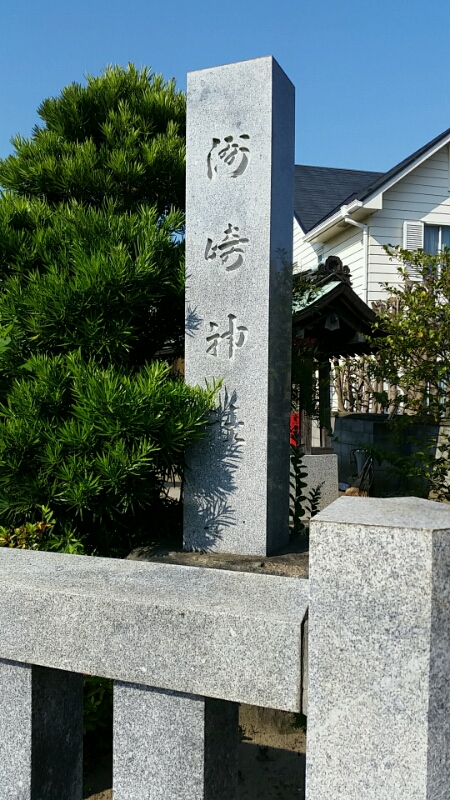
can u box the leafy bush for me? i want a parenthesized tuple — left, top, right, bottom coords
(0, 65, 217, 553)
(0, 504, 85, 552)
(289, 445, 323, 536)
(0, 355, 216, 555)
(371, 246, 450, 419)
(368, 245, 450, 499)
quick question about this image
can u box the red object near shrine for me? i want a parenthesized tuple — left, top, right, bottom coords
(290, 413, 301, 446)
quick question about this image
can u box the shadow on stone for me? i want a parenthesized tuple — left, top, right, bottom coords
(83, 728, 112, 799)
(184, 389, 244, 550)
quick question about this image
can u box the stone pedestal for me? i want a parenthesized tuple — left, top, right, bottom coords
(0, 658, 83, 800)
(301, 454, 339, 520)
(184, 56, 295, 555)
(113, 683, 239, 800)
(307, 496, 450, 800)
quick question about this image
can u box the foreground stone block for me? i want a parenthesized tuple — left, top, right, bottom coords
(114, 684, 238, 800)
(307, 496, 450, 800)
(0, 548, 308, 711)
(0, 658, 83, 800)
(184, 56, 295, 555)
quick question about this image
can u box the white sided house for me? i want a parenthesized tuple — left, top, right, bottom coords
(293, 126, 450, 304)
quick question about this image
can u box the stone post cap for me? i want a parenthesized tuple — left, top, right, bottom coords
(188, 54, 294, 83)
(312, 495, 450, 531)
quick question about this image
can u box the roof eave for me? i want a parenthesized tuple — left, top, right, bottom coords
(360, 131, 450, 204)
(303, 200, 363, 243)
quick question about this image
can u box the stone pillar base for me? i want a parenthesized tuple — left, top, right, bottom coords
(307, 496, 450, 800)
(0, 658, 83, 800)
(114, 683, 239, 800)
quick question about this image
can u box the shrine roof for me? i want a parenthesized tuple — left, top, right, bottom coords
(292, 276, 380, 357)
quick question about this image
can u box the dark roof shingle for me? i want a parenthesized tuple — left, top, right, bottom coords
(294, 165, 384, 233)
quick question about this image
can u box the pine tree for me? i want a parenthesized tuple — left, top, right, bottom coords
(0, 65, 216, 556)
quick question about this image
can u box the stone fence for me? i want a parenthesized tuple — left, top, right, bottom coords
(1, 494, 450, 799)
(0, 547, 308, 798)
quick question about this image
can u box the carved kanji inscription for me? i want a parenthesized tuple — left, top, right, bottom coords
(206, 314, 248, 359)
(207, 134, 250, 180)
(205, 224, 249, 271)
(223, 402, 245, 443)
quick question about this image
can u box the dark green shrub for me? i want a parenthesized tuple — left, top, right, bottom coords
(0, 65, 216, 553)
(83, 676, 113, 736)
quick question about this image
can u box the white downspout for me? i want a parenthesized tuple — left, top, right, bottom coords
(343, 216, 369, 305)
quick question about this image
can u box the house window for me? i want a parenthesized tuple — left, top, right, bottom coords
(424, 225, 450, 254)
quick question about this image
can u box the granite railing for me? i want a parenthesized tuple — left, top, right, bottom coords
(1, 495, 450, 800)
(0, 547, 309, 799)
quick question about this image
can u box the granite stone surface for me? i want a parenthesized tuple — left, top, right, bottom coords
(0, 658, 83, 800)
(0, 659, 31, 800)
(114, 685, 238, 800)
(307, 496, 450, 800)
(300, 454, 339, 520)
(0, 548, 308, 711)
(184, 56, 295, 555)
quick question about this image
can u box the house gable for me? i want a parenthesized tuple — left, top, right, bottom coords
(294, 127, 450, 303)
(301, 126, 450, 244)
(367, 144, 450, 301)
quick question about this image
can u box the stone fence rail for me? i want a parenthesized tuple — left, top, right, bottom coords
(0, 549, 308, 799)
(1, 495, 450, 799)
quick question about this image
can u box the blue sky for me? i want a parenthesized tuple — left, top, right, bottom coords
(1, 0, 449, 172)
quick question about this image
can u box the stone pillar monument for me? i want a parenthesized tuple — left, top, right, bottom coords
(114, 55, 295, 800)
(184, 56, 295, 555)
(307, 496, 450, 800)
